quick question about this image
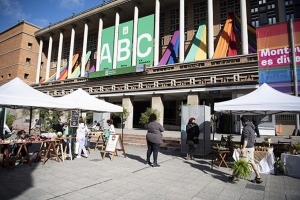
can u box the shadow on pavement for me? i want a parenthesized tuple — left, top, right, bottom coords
(126, 153, 146, 164)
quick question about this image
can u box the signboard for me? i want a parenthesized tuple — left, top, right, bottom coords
(256, 19, 300, 93)
(88, 65, 145, 78)
(70, 110, 79, 127)
(102, 134, 126, 160)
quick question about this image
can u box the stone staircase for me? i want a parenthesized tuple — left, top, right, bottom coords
(122, 134, 181, 151)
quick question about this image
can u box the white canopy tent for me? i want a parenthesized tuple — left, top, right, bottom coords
(214, 83, 300, 115)
(57, 88, 123, 113)
(0, 78, 72, 110)
(0, 78, 73, 137)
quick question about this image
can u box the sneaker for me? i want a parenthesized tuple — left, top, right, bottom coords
(228, 175, 239, 181)
(251, 177, 263, 184)
(83, 154, 88, 158)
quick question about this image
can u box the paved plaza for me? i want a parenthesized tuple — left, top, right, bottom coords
(1, 143, 300, 200)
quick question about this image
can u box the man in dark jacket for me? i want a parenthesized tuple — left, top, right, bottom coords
(186, 117, 200, 160)
(230, 116, 262, 183)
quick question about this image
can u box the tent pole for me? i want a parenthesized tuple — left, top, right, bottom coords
(211, 114, 216, 170)
(121, 113, 124, 143)
(29, 107, 33, 135)
(0, 108, 5, 139)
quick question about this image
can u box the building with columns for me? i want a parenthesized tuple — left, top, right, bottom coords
(1, 0, 300, 132)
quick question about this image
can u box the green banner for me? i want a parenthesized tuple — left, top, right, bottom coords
(100, 26, 115, 70)
(89, 65, 145, 78)
(117, 20, 133, 68)
(137, 14, 154, 66)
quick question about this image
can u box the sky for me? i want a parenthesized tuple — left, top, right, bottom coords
(0, 0, 108, 33)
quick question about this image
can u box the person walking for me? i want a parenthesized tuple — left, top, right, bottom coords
(186, 117, 200, 160)
(252, 117, 260, 138)
(146, 114, 164, 167)
(76, 117, 90, 158)
(229, 116, 263, 183)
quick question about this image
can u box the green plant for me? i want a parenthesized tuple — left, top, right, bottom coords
(39, 109, 63, 131)
(294, 143, 300, 150)
(111, 106, 130, 122)
(5, 110, 17, 128)
(274, 157, 287, 175)
(139, 107, 160, 125)
(231, 158, 251, 179)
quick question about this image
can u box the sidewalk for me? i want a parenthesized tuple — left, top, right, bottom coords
(1, 145, 299, 200)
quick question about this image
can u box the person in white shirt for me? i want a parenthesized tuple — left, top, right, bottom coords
(76, 117, 90, 158)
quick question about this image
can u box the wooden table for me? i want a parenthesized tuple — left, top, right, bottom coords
(39, 140, 60, 165)
(92, 132, 105, 151)
(56, 137, 75, 161)
(212, 150, 230, 168)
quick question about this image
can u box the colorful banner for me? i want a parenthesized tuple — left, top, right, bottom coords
(256, 20, 300, 93)
(137, 14, 154, 66)
(100, 26, 115, 70)
(117, 20, 133, 68)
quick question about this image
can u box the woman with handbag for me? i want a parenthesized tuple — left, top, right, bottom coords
(76, 117, 90, 158)
(105, 119, 115, 140)
(186, 117, 200, 160)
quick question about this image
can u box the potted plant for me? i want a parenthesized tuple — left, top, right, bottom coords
(139, 107, 160, 128)
(264, 136, 271, 143)
(289, 144, 296, 155)
(231, 158, 251, 180)
(111, 106, 130, 128)
(295, 142, 300, 154)
(274, 157, 287, 175)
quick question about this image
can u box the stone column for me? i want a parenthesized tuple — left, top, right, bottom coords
(113, 9, 120, 69)
(132, 2, 139, 66)
(151, 94, 164, 125)
(122, 96, 134, 129)
(96, 15, 104, 72)
(187, 92, 199, 105)
(154, 0, 160, 66)
(68, 25, 76, 78)
(45, 33, 53, 80)
(36, 38, 43, 83)
(81, 20, 89, 77)
(207, 0, 214, 59)
(179, 0, 185, 62)
(240, 0, 249, 55)
(56, 29, 64, 80)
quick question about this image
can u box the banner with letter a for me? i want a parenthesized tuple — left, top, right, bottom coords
(100, 26, 115, 70)
(256, 20, 300, 93)
(137, 14, 154, 66)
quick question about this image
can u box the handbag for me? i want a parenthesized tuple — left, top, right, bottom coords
(105, 130, 111, 140)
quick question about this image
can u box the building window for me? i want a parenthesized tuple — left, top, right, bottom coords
(286, 0, 300, 20)
(1, 75, 3, 80)
(250, 0, 276, 27)
(161, 37, 165, 46)
(8, 74, 11, 78)
(28, 42, 32, 49)
(160, 12, 165, 38)
(40, 62, 44, 68)
(220, 0, 241, 25)
(170, 9, 179, 33)
(24, 73, 29, 79)
(193, 1, 207, 30)
(26, 58, 31, 65)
